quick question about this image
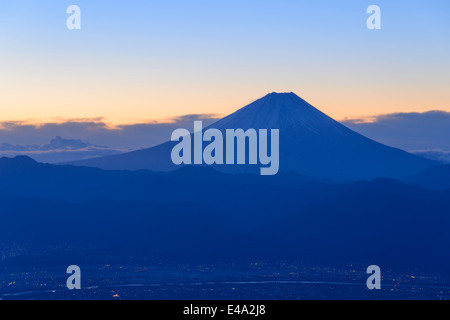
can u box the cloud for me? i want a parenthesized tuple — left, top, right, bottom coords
(0, 114, 222, 163)
(1, 136, 93, 152)
(0, 136, 126, 164)
(0, 114, 221, 150)
(4, 110, 449, 164)
(342, 110, 450, 154)
(409, 149, 450, 164)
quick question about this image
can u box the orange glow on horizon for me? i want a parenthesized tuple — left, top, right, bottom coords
(0, 87, 448, 127)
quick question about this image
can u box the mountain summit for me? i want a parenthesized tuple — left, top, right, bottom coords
(69, 92, 436, 180)
(210, 92, 350, 132)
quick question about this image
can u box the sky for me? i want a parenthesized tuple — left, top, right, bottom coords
(0, 0, 449, 125)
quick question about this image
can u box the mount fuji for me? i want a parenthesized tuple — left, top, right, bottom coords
(69, 92, 437, 180)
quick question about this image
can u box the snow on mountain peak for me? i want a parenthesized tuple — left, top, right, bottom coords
(208, 92, 346, 134)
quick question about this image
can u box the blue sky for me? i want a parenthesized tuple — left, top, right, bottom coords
(0, 0, 449, 124)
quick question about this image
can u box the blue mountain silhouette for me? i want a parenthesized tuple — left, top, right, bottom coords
(401, 164, 450, 190)
(0, 93, 446, 275)
(0, 155, 449, 272)
(68, 92, 437, 180)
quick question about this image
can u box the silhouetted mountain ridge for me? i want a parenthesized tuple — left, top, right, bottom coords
(1, 156, 449, 272)
(68, 92, 437, 180)
(0, 156, 321, 202)
(0, 170, 449, 272)
(401, 164, 450, 190)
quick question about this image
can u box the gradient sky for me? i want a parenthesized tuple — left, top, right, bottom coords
(0, 0, 449, 124)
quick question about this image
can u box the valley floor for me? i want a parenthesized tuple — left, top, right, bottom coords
(1, 260, 449, 300)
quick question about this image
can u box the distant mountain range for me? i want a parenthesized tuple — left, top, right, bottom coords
(0, 155, 449, 271)
(68, 93, 437, 180)
(0, 136, 125, 163)
(1, 92, 448, 274)
(0, 155, 320, 202)
(401, 164, 450, 190)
